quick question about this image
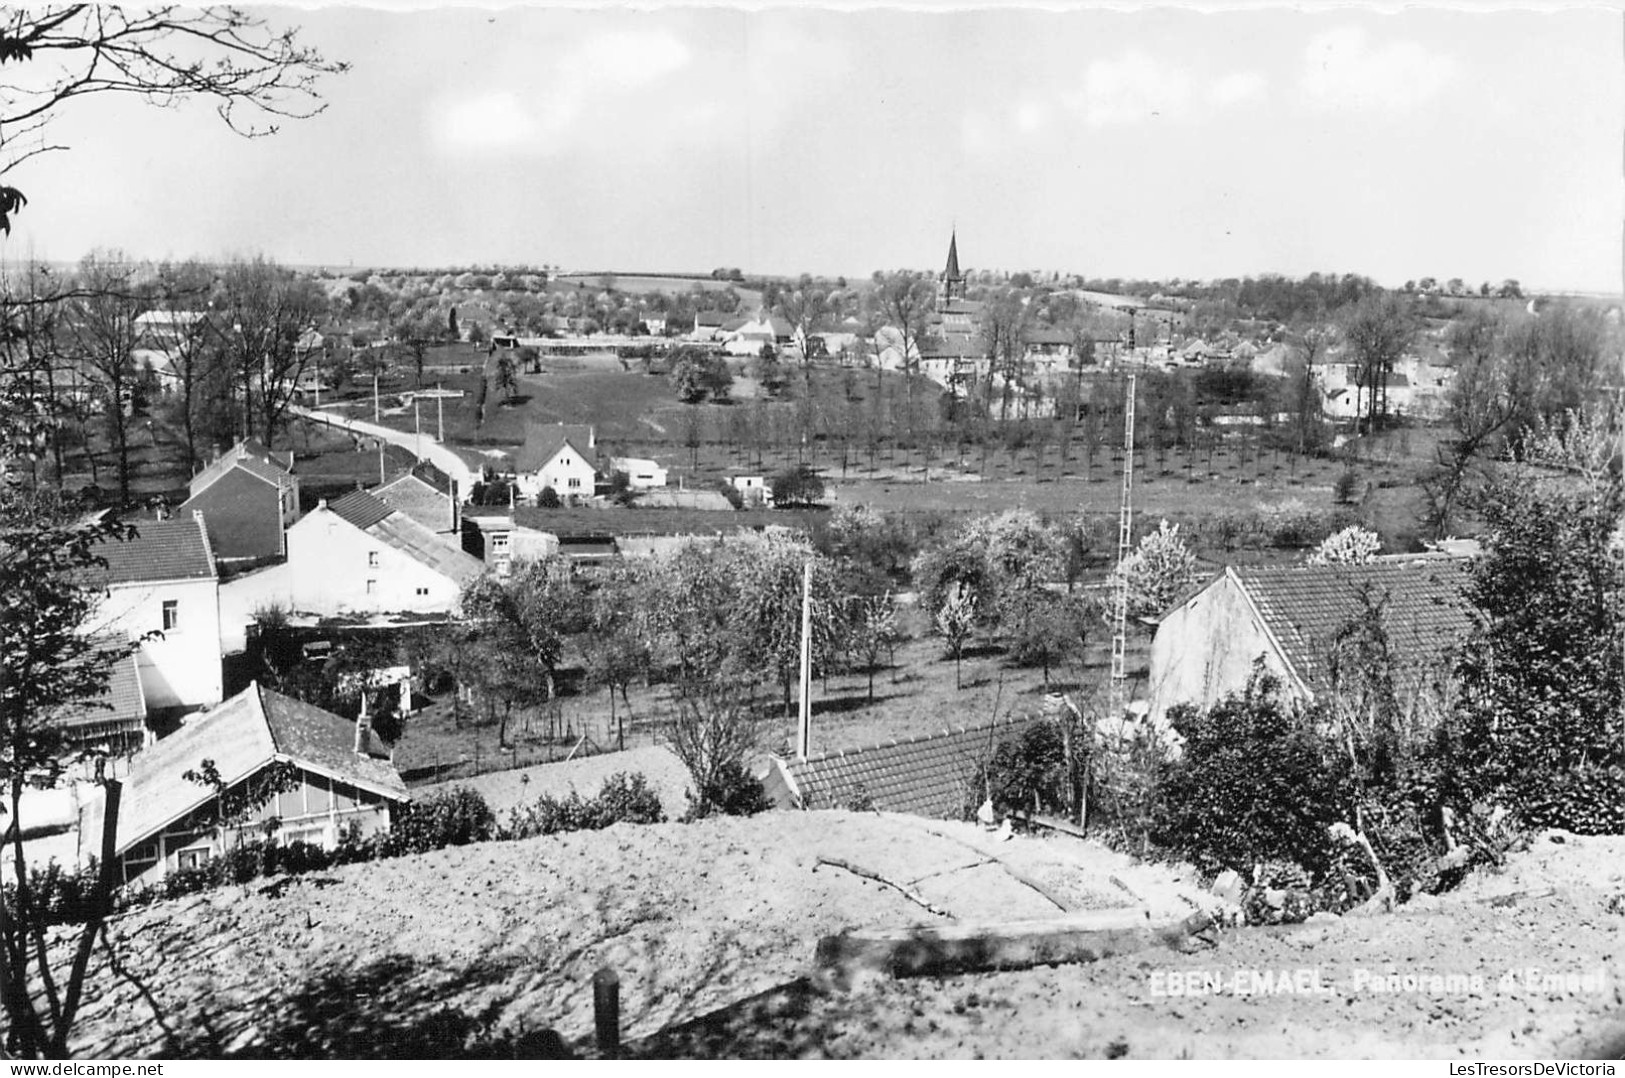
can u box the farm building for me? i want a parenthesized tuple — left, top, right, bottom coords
(178, 439, 301, 564)
(609, 456, 668, 490)
(761, 716, 1040, 818)
(76, 682, 409, 886)
(1147, 555, 1479, 725)
(84, 514, 224, 723)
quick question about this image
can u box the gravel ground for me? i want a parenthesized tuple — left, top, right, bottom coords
(35, 816, 1625, 1059)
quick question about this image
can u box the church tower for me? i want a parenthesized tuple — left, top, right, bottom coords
(939, 230, 966, 305)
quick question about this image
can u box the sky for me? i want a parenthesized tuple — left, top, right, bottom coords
(4, 3, 1621, 293)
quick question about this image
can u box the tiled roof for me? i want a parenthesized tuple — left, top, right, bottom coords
(695, 311, 728, 326)
(90, 682, 407, 856)
(188, 439, 294, 499)
(375, 473, 455, 533)
(54, 636, 146, 731)
(513, 423, 596, 472)
(92, 516, 217, 585)
(262, 690, 409, 800)
(327, 489, 394, 531)
(367, 511, 485, 585)
(1232, 556, 1478, 697)
(323, 491, 483, 584)
(780, 716, 1040, 819)
(179, 468, 286, 561)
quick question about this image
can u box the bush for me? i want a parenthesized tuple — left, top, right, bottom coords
(1332, 469, 1360, 505)
(1151, 667, 1353, 880)
(537, 485, 561, 509)
(385, 787, 496, 856)
(501, 772, 666, 839)
(683, 761, 772, 821)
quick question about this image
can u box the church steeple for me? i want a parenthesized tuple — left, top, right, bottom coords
(940, 229, 966, 304)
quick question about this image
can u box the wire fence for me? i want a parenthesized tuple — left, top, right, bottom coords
(400, 722, 665, 787)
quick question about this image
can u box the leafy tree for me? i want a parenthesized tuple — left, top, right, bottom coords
(769, 464, 824, 508)
(726, 532, 846, 716)
(494, 352, 518, 402)
(1445, 407, 1624, 828)
(847, 590, 899, 702)
(935, 582, 978, 689)
(1309, 525, 1381, 565)
(582, 563, 651, 748)
(668, 346, 731, 403)
(1110, 519, 1199, 619)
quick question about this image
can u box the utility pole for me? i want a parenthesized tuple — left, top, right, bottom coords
(378, 437, 385, 486)
(796, 560, 813, 761)
(437, 382, 445, 442)
(414, 395, 422, 458)
(373, 370, 380, 425)
(1110, 372, 1137, 717)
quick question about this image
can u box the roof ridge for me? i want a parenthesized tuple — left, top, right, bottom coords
(251, 680, 280, 756)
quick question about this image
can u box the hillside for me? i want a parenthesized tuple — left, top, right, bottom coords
(43, 814, 1625, 1059)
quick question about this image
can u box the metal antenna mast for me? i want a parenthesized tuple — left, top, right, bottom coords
(1110, 371, 1137, 715)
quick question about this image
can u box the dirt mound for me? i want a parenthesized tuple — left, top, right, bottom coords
(43, 819, 1625, 1058)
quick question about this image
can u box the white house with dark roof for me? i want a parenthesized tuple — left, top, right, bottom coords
(510, 423, 597, 503)
(76, 681, 409, 885)
(1147, 555, 1480, 725)
(84, 514, 223, 720)
(281, 489, 484, 616)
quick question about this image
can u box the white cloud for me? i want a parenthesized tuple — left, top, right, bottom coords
(430, 91, 539, 153)
(1076, 50, 1192, 127)
(427, 29, 692, 156)
(1300, 27, 1457, 112)
(1013, 99, 1050, 133)
(1208, 70, 1267, 109)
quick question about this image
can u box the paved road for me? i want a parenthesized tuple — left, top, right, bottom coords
(289, 403, 481, 493)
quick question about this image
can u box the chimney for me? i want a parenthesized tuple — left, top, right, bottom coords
(354, 691, 372, 755)
(210, 443, 222, 464)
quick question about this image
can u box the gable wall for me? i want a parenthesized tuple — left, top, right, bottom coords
(1147, 573, 1298, 725)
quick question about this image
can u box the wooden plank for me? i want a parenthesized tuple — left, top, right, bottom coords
(816, 909, 1213, 979)
(1010, 809, 1089, 840)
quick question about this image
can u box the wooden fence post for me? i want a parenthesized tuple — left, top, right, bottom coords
(593, 966, 620, 1059)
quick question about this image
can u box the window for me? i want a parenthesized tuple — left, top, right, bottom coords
(491, 533, 510, 552)
(176, 847, 211, 871)
(568, 478, 581, 489)
(365, 579, 378, 595)
(415, 586, 429, 597)
(367, 550, 380, 568)
(161, 600, 179, 631)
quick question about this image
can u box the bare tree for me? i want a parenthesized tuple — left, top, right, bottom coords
(213, 257, 328, 446)
(1339, 293, 1413, 433)
(868, 270, 936, 419)
(63, 251, 150, 505)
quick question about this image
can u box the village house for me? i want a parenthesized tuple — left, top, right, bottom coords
(510, 423, 598, 503)
(728, 475, 773, 508)
(691, 310, 729, 340)
(84, 514, 224, 726)
(178, 439, 301, 565)
(460, 509, 560, 578)
(1147, 555, 1479, 725)
(282, 490, 483, 617)
(720, 314, 794, 357)
(76, 681, 409, 886)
